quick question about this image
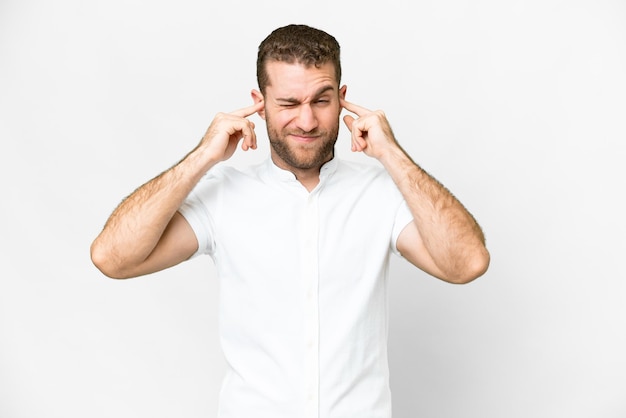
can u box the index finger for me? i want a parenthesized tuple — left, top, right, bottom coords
(341, 98, 371, 117)
(230, 100, 264, 118)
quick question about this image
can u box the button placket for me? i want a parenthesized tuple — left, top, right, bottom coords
(300, 191, 320, 418)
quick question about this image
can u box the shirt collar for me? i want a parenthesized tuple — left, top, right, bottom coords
(266, 155, 338, 184)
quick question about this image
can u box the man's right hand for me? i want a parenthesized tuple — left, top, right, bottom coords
(199, 101, 265, 163)
(91, 100, 265, 279)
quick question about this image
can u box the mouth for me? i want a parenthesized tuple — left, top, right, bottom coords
(290, 133, 319, 144)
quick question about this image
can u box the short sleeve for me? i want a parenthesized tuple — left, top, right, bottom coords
(178, 171, 221, 258)
(390, 200, 413, 257)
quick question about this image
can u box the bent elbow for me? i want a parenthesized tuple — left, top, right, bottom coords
(90, 241, 129, 280)
(448, 248, 491, 285)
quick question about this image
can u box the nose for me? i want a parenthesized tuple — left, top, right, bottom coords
(295, 104, 318, 132)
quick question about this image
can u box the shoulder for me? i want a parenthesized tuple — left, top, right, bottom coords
(199, 161, 265, 184)
(323, 158, 402, 205)
(333, 158, 393, 185)
(185, 161, 270, 215)
(188, 162, 260, 203)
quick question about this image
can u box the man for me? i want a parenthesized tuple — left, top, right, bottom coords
(91, 24, 489, 418)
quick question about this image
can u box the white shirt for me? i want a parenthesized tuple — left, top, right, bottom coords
(179, 157, 413, 418)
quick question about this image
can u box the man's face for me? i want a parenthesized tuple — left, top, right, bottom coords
(260, 61, 345, 172)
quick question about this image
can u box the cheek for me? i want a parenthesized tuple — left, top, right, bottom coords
(319, 107, 341, 125)
(268, 108, 296, 126)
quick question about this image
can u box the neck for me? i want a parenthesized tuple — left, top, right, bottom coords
(295, 171, 321, 192)
(270, 152, 334, 192)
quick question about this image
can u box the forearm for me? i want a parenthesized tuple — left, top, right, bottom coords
(90, 146, 217, 276)
(340, 99, 489, 281)
(91, 102, 263, 278)
(380, 145, 489, 281)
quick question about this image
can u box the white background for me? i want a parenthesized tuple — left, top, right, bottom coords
(1, 0, 625, 417)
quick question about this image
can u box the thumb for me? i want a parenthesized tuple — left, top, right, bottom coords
(343, 115, 356, 132)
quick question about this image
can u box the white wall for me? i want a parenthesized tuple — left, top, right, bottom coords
(1, 0, 625, 417)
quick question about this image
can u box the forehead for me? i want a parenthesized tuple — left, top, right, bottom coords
(264, 61, 338, 98)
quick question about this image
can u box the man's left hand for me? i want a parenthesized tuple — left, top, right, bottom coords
(341, 98, 399, 161)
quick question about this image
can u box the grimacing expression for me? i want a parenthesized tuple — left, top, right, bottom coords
(266, 113, 339, 171)
(261, 61, 344, 171)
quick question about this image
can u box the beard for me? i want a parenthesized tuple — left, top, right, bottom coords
(266, 119, 339, 170)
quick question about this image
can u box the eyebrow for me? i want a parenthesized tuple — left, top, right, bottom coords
(276, 85, 336, 104)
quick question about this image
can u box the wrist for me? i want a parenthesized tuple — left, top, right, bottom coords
(181, 144, 221, 178)
(378, 143, 411, 170)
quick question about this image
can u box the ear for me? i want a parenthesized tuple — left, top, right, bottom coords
(338, 85, 347, 114)
(251, 89, 266, 120)
(339, 84, 347, 101)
